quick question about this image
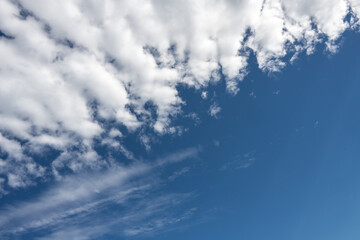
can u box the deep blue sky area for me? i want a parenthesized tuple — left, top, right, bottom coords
(142, 31, 360, 240)
(1, 30, 360, 240)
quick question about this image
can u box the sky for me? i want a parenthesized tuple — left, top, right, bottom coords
(0, 0, 360, 239)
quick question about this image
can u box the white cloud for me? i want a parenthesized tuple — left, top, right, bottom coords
(168, 167, 191, 181)
(209, 102, 221, 118)
(0, 0, 359, 190)
(201, 91, 208, 99)
(221, 152, 256, 171)
(0, 133, 45, 190)
(0, 178, 6, 196)
(0, 148, 199, 239)
(249, 90, 256, 98)
(272, 90, 280, 95)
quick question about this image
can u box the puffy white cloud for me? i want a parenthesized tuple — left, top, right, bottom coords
(0, 0, 359, 190)
(0, 133, 45, 190)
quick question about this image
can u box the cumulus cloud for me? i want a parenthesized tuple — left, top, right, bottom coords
(0, 0, 359, 190)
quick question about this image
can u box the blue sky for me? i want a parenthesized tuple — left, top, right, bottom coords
(152, 31, 360, 240)
(1, 1, 360, 239)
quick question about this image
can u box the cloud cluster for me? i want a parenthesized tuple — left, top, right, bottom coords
(0, 0, 359, 191)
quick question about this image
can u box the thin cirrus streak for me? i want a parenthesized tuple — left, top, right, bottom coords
(0, 0, 359, 190)
(0, 147, 199, 239)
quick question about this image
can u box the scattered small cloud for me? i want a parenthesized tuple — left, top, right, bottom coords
(314, 120, 319, 128)
(272, 90, 280, 95)
(209, 103, 221, 118)
(249, 90, 256, 98)
(108, 129, 123, 138)
(185, 112, 201, 126)
(201, 91, 208, 99)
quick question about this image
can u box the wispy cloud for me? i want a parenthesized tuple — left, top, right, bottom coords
(168, 167, 191, 181)
(221, 152, 256, 171)
(0, 148, 199, 239)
